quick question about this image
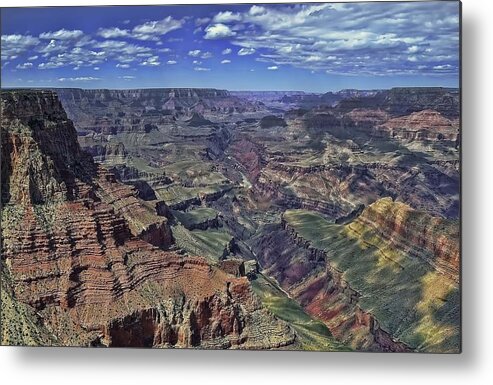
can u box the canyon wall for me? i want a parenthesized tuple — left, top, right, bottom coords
(55, 88, 263, 135)
(0, 90, 295, 349)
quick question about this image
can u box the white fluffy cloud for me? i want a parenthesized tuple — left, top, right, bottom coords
(194, 67, 211, 71)
(204, 24, 236, 39)
(95, 18, 184, 41)
(238, 47, 256, 56)
(195, 17, 211, 26)
(58, 76, 100, 82)
(188, 50, 212, 59)
(1, 34, 40, 60)
(213, 11, 242, 23)
(97, 27, 129, 39)
(131, 16, 184, 41)
(139, 55, 160, 66)
(167, 60, 177, 65)
(16, 62, 33, 69)
(38, 62, 64, 69)
(188, 49, 201, 57)
(221, 59, 231, 64)
(267, 65, 279, 70)
(39, 29, 84, 40)
(2, 2, 458, 79)
(227, 2, 459, 76)
(37, 39, 67, 55)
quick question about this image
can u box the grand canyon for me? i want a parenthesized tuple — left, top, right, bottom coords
(1, 2, 460, 353)
(1, 86, 460, 352)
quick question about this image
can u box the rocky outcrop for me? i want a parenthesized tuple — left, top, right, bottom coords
(109, 164, 172, 187)
(1, 90, 295, 349)
(251, 196, 460, 353)
(1, 90, 94, 205)
(204, 126, 232, 159)
(275, 89, 380, 109)
(336, 87, 460, 118)
(375, 110, 459, 142)
(254, 162, 387, 220)
(235, 143, 459, 220)
(259, 115, 287, 129)
(352, 198, 460, 281)
(81, 141, 127, 163)
(381, 87, 460, 118)
(96, 168, 173, 249)
(344, 108, 390, 128)
(229, 138, 265, 182)
(186, 112, 213, 127)
(220, 259, 246, 278)
(99, 277, 295, 349)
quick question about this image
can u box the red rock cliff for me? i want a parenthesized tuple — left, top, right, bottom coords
(1, 90, 294, 348)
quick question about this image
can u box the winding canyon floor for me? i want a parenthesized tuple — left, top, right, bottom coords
(1, 88, 460, 352)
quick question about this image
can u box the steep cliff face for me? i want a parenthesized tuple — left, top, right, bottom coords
(1, 90, 93, 205)
(229, 137, 265, 182)
(1, 90, 295, 349)
(231, 135, 459, 221)
(253, 162, 387, 220)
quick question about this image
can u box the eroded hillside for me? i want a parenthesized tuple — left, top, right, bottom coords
(1, 87, 460, 352)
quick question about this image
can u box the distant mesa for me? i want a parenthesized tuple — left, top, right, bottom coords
(260, 115, 287, 129)
(186, 112, 213, 127)
(336, 87, 460, 118)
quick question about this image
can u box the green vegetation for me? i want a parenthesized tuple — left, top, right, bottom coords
(251, 274, 350, 351)
(1, 263, 56, 346)
(155, 183, 231, 207)
(163, 160, 229, 187)
(172, 224, 233, 261)
(1, 204, 26, 232)
(172, 207, 218, 229)
(283, 208, 460, 353)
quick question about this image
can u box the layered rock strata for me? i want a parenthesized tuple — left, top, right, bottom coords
(1, 90, 295, 349)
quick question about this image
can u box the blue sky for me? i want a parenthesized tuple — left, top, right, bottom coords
(1, 2, 460, 92)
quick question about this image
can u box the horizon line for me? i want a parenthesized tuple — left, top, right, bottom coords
(0, 85, 460, 93)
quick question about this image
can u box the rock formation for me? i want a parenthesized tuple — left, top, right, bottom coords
(1, 85, 460, 353)
(336, 87, 460, 118)
(55, 88, 262, 135)
(1, 90, 295, 349)
(252, 199, 460, 352)
(374, 110, 459, 142)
